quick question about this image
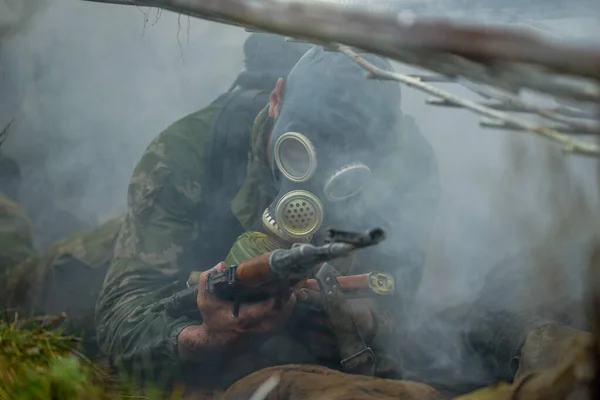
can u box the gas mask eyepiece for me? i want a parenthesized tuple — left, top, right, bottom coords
(323, 162, 371, 202)
(273, 132, 318, 182)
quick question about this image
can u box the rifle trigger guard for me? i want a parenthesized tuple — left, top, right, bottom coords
(232, 296, 241, 318)
(340, 347, 376, 372)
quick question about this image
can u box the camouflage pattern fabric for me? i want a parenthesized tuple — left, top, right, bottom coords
(0, 193, 36, 305)
(95, 95, 441, 387)
(5, 215, 124, 357)
(95, 98, 227, 383)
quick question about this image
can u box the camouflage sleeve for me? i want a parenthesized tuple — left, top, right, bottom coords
(95, 115, 211, 382)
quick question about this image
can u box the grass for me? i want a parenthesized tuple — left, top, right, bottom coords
(0, 311, 114, 400)
(0, 311, 182, 400)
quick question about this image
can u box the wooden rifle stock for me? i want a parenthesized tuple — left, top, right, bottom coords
(235, 252, 274, 287)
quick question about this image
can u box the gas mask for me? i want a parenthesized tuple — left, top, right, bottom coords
(262, 131, 372, 243)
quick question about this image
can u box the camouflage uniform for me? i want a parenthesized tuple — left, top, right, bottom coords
(95, 91, 441, 389)
(0, 192, 36, 305)
(5, 215, 124, 357)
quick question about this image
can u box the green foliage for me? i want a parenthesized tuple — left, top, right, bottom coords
(0, 312, 176, 400)
(0, 312, 104, 400)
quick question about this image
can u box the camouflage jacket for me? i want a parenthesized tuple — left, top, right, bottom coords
(0, 193, 36, 304)
(95, 97, 441, 386)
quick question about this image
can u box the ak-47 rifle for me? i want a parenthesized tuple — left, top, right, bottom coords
(154, 227, 395, 318)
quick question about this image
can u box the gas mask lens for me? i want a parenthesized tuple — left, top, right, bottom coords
(274, 132, 317, 182)
(324, 163, 372, 202)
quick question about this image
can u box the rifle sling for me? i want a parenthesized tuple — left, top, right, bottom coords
(315, 262, 376, 376)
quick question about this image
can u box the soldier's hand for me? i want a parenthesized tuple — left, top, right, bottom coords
(197, 262, 296, 350)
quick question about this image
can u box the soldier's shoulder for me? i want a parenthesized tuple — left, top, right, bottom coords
(49, 215, 125, 268)
(139, 98, 227, 172)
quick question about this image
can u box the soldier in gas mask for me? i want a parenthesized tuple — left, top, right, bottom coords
(95, 45, 441, 396)
(2, 32, 310, 359)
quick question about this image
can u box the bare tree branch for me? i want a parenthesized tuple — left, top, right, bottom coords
(426, 95, 600, 135)
(457, 82, 599, 131)
(426, 98, 598, 121)
(478, 118, 597, 135)
(79, 0, 600, 82)
(80, 0, 600, 156)
(337, 45, 600, 157)
(0, 118, 15, 149)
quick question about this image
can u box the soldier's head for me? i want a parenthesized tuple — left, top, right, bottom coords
(0, 152, 21, 201)
(233, 33, 311, 91)
(262, 46, 402, 243)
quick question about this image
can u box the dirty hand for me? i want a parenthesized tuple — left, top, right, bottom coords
(201, 262, 296, 346)
(292, 287, 375, 347)
(178, 262, 296, 362)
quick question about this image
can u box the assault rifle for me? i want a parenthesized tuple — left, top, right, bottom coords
(154, 227, 394, 318)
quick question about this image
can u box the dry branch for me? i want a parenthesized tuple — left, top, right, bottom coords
(478, 119, 597, 136)
(338, 45, 600, 157)
(426, 98, 597, 120)
(80, 0, 600, 81)
(0, 118, 15, 148)
(80, 0, 600, 156)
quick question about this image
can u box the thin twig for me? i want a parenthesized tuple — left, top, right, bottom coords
(338, 45, 600, 157)
(460, 82, 600, 133)
(426, 97, 600, 135)
(0, 118, 15, 148)
(479, 118, 596, 135)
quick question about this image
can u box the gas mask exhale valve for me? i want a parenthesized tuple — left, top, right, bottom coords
(263, 131, 372, 243)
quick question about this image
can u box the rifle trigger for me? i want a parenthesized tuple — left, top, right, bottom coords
(232, 296, 240, 318)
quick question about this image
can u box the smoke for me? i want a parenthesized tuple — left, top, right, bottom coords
(0, 0, 47, 38)
(385, 15, 600, 390)
(0, 0, 599, 391)
(1, 0, 248, 248)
